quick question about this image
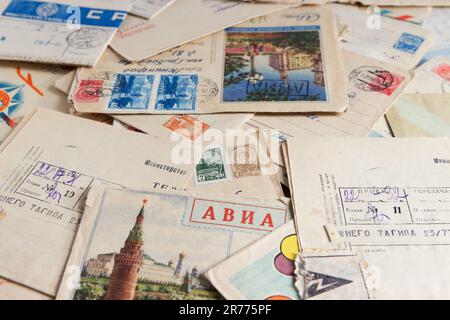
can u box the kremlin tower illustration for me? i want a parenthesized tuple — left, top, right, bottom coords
(104, 199, 147, 300)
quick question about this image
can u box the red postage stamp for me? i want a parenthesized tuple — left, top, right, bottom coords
(163, 115, 210, 141)
(432, 63, 450, 82)
(74, 80, 105, 103)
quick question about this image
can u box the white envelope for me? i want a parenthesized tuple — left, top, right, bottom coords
(0, 108, 194, 296)
(334, 3, 434, 70)
(286, 137, 450, 299)
(0, 0, 132, 66)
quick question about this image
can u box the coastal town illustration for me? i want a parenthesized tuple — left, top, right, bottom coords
(223, 26, 326, 102)
(74, 200, 220, 300)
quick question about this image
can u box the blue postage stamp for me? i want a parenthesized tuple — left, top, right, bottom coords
(154, 75, 199, 111)
(393, 33, 425, 54)
(107, 74, 155, 110)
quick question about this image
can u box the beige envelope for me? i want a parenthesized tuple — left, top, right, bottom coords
(0, 108, 194, 296)
(0, 278, 51, 300)
(70, 6, 349, 114)
(385, 57, 450, 137)
(386, 94, 450, 137)
(130, 0, 176, 19)
(0, 0, 133, 66)
(56, 185, 291, 300)
(187, 129, 284, 199)
(402, 56, 450, 94)
(333, 3, 434, 70)
(244, 0, 450, 5)
(110, 0, 291, 62)
(0, 62, 72, 143)
(58, 68, 282, 198)
(286, 137, 450, 299)
(247, 49, 412, 169)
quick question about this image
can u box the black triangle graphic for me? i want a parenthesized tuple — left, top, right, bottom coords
(307, 272, 353, 298)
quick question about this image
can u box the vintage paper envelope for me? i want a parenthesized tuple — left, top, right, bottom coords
(130, 0, 176, 19)
(71, 6, 349, 114)
(386, 94, 450, 137)
(0, 278, 51, 300)
(286, 137, 450, 299)
(206, 221, 301, 300)
(422, 8, 450, 64)
(402, 56, 450, 94)
(246, 49, 411, 171)
(0, 108, 194, 296)
(368, 116, 394, 137)
(374, 6, 432, 25)
(110, 0, 291, 62)
(0, 0, 132, 66)
(187, 129, 284, 199)
(339, 0, 450, 5)
(56, 185, 291, 300)
(0, 61, 72, 143)
(333, 3, 434, 70)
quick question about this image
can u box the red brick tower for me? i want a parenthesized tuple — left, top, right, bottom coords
(104, 199, 147, 300)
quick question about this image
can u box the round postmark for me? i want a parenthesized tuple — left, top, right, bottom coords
(67, 28, 109, 50)
(349, 67, 395, 93)
(197, 78, 219, 103)
(36, 2, 59, 18)
(77, 85, 112, 99)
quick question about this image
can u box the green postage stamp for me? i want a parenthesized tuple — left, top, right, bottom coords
(195, 145, 230, 185)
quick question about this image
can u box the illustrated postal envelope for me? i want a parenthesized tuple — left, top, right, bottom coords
(70, 6, 349, 114)
(56, 185, 291, 300)
(286, 137, 450, 299)
(333, 3, 434, 70)
(0, 108, 194, 297)
(0, 0, 132, 66)
(0, 61, 72, 143)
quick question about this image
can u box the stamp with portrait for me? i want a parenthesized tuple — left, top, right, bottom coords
(229, 144, 261, 179)
(154, 75, 199, 111)
(107, 74, 155, 110)
(195, 145, 228, 185)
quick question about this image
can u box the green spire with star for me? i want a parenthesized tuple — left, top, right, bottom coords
(127, 199, 146, 242)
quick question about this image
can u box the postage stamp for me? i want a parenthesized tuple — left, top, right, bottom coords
(67, 28, 109, 50)
(154, 75, 199, 111)
(349, 67, 404, 96)
(393, 33, 425, 54)
(432, 63, 450, 82)
(222, 26, 327, 103)
(229, 144, 261, 179)
(75, 80, 106, 103)
(107, 74, 155, 110)
(195, 145, 229, 185)
(163, 115, 210, 141)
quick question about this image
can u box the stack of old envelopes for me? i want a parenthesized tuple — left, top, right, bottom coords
(0, 0, 449, 300)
